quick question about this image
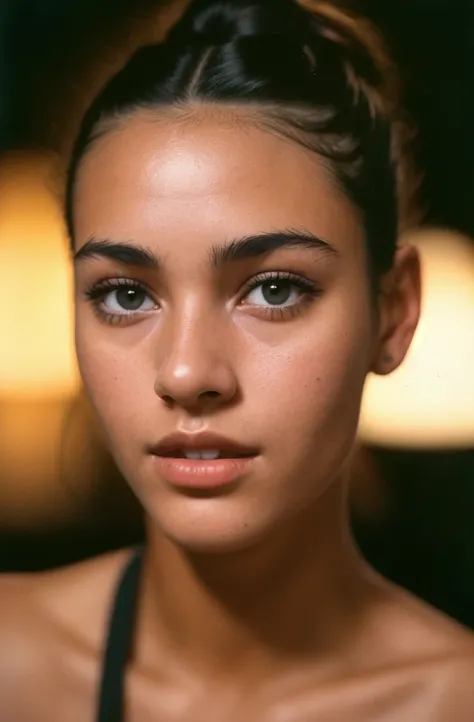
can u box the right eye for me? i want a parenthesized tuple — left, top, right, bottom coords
(85, 280, 158, 320)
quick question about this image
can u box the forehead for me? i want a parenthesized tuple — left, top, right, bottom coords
(73, 109, 363, 250)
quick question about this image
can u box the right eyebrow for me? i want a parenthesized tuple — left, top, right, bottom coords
(73, 237, 159, 269)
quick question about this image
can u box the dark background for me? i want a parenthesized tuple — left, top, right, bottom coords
(1, 0, 474, 627)
(3, 0, 473, 234)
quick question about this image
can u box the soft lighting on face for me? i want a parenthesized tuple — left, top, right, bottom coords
(0, 152, 79, 399)
(359, 228, 474, 449)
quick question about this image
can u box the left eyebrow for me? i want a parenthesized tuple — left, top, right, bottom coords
(208, 229, 338, 268)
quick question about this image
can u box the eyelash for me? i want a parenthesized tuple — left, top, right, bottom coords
(84, 278, 155, 326)
(84, 271, 321, 325)
(241, 271, 321, 320)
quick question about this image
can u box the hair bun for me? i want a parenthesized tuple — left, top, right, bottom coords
(167, 0, 308, 47)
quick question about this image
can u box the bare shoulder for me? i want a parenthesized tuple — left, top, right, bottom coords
(0, 548, 135, 720)
(408, 642, 474, 721)
(381, 580, 474, 658)
(0, 546, 133, 642)
(370, 577, 474, 704)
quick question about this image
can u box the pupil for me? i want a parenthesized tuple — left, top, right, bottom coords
(117, 287, 144, 310)
(262, 280, 291, 305)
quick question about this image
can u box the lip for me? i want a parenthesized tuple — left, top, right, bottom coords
(149, 431, 260, 490)
(150, 431, 259, 458)
(152, 456, 257, 489)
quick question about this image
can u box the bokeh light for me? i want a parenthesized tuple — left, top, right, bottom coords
(359, 228, 474, 449)
(0, 152, 79, 400)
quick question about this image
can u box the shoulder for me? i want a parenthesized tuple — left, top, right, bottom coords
(387, 584, 474, 660)
(414, 648, 474, 721)
(0, 548, 135, 720)
(0, 546, 134, 644)
(370, 580, 474, 716)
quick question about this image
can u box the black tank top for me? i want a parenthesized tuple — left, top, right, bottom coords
(96, 547, 144, 722)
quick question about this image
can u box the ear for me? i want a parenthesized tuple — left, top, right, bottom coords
(371, 244, 421, 376)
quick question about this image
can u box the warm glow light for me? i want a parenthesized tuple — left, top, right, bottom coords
(0, 152, 79, 399)
(359, 228, 474, 449)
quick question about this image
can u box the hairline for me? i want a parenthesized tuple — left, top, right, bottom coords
(71, 98, 359, 230)
(68, 99, 379, 307)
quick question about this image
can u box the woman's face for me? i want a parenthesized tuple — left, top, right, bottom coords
(72, 109, 418, 553)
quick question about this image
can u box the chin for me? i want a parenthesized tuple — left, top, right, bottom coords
(146, 498, 271, 555)
(169, 534, 255, 556)
(159, 529, 263, 556)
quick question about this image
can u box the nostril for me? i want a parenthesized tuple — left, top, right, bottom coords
(159, 390, 220, 405)
(198, 390, 220, 399)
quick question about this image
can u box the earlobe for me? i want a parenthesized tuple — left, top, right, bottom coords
(370, 244, 422, 377)
(371, 351, 395, 376)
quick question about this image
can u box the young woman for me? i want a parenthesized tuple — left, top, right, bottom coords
(2, 1, 473, 720)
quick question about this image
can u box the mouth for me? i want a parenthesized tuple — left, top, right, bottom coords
(149, 432, 260, 489)
(151, 431, 260, 460)
(158, 449, 255, 460)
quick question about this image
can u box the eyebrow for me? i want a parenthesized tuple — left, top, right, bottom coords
(209, 229, 337, 266)
(73, 229, 338, 269)
(73, 238, 158, 269)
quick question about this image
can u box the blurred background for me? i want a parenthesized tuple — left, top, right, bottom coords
(1, 0, 474, 626)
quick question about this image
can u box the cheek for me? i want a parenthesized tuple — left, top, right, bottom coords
(247, 307, 372, 445)
(75, 325, 151, 448)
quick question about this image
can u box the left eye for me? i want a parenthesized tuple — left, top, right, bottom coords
(244, 279, 304, 307)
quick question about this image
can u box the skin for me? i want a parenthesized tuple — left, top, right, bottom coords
(1, 108, 474, 721)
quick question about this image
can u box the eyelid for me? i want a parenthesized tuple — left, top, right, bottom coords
(84, 277, 154, 299)
(82, 270, 322, 326)
(240, 270, 318, 296)
(85, 271, 316, 297)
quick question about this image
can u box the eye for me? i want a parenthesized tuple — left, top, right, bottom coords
(102, 286, 156, 314)
(242, 272, 318, 308)
(85, 279, 158, 321)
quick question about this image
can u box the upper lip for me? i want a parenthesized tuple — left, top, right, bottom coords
(150, 431, 259, 457)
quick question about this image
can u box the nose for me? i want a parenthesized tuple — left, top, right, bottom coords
(154, 311, 238, 410)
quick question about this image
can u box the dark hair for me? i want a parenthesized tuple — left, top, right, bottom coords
(65, 0, 419, 280)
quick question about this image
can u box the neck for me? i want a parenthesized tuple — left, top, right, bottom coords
(137, 480, 375, 686)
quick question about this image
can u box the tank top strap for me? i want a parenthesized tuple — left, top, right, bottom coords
(95, 546, 144, 722)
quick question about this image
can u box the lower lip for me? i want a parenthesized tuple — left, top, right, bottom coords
(152, 455, 257, 489)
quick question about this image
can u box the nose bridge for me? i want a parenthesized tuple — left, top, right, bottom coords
(155, 298, 235, 404)
(169, 301, 218, 369)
